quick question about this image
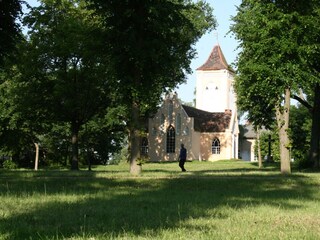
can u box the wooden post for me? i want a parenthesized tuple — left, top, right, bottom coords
(256, 128, 262, 168)
(34, 143, 39, 171)
(267, 134, 272, 162)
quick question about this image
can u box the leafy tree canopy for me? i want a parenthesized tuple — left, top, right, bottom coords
(13, 0, 122, 169)
(231, 0, 320, 127)
(0, 0, 23, 65)
(89, 0, 216, 117)
(89, 0, 216, 174)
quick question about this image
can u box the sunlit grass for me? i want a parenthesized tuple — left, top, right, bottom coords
(0, 160, 319, 239)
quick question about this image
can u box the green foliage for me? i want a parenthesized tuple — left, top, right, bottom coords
(13, 0, 124, 169)
(231, 0, 320, 127)
(136, 155, 150, 166)
(289, 105, 311, 160)
(80, 108, 126, 165)
(258, 130, 280, 162)
(0, 64, 39, 166)
(255, 104, 314, 168)
(89, 0, 215, 173)
(110, 145, 130, 165)
(22, 0, 111, 123)
(289, 104, 314, 169)
(295, 156, 314, 170)
(231, 0, 320, 171)
(256, 104, 313, 165)
(89, 0, 216, 117)
(0, 0, 23, 65)
(2, 159, 18, 169)
(39, 124, 71, 167)
(0, 0, 215, 172)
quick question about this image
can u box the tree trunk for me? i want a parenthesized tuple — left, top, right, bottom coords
(34, 143, 39, 171)
(71, 121, 80, 170)
(129, 101, 142, 175)
(87, 150, 92, 171)
(276, 88, 291, 174)
(256, 128, 262, 168)
(309, 83, 320, 169)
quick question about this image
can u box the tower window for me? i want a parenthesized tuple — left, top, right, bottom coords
(212, 138, 220, 154)
(166, 125, 175, 153)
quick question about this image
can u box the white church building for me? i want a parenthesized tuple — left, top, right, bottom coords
(147, 44, 239, 161)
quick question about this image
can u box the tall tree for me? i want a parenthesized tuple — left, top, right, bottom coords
(296, 3, 320, 168)
(0, 0, 24, 161)
(19, 0, 114, 169)
(0, 0, 23, 65)
(231, 0, 320, 173)
(0, 64, 39, 166)
(90, 0, 216, 174)
(232, 0, 320, 171)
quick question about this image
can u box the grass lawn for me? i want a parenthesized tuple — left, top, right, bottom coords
(0, 160, 319, 239)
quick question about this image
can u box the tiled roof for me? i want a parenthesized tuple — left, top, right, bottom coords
(182, 105, 231, 132)
(241, 124, 268, 139)
(241, 124, 257, 139)
(197, 45, 232, 71)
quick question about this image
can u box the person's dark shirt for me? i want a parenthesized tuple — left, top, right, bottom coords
(179, 147, 187, 160)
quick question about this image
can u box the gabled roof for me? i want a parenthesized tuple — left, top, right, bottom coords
(196, 45, 232, 71)
(182, 105, 231, 132)
(240, 124, 267, 139)
(241, 124, 257, 139)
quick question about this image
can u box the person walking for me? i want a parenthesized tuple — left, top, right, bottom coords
(179, 143, 187, 172)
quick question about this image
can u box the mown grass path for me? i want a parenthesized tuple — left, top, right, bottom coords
(0, 160, 319, 239)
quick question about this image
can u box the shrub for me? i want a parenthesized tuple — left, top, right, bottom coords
(295, 154, 313, 170)
(2, 159, 18, 169)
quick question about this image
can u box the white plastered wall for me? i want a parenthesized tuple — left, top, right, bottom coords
(196, 70, 235, 113)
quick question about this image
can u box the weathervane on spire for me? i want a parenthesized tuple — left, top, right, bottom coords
(213, 32, 219, 45)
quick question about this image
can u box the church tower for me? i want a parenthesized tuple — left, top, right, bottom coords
(147, 43, 239, 162)
(195, 45, 236, 113)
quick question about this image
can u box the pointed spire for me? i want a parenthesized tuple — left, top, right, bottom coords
(197, 44, 230, 71)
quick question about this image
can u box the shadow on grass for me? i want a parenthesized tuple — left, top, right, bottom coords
(142, 161, 281, 175)
(0, 169, 318, 239)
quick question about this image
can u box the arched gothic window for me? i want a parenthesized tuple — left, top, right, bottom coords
(141, 137, 149, 156)
(212, 138, 220, 154)
(183, 126, 189, 136)
(166, 125, 175, 153)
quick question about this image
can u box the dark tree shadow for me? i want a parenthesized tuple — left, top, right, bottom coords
(0, 170, 317, 239)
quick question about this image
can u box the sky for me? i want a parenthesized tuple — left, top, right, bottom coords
(26, 0, 242, 104)
(175, 0, 242, 103)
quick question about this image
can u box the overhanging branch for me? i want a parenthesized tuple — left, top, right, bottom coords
(292, 94, 313, 111)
